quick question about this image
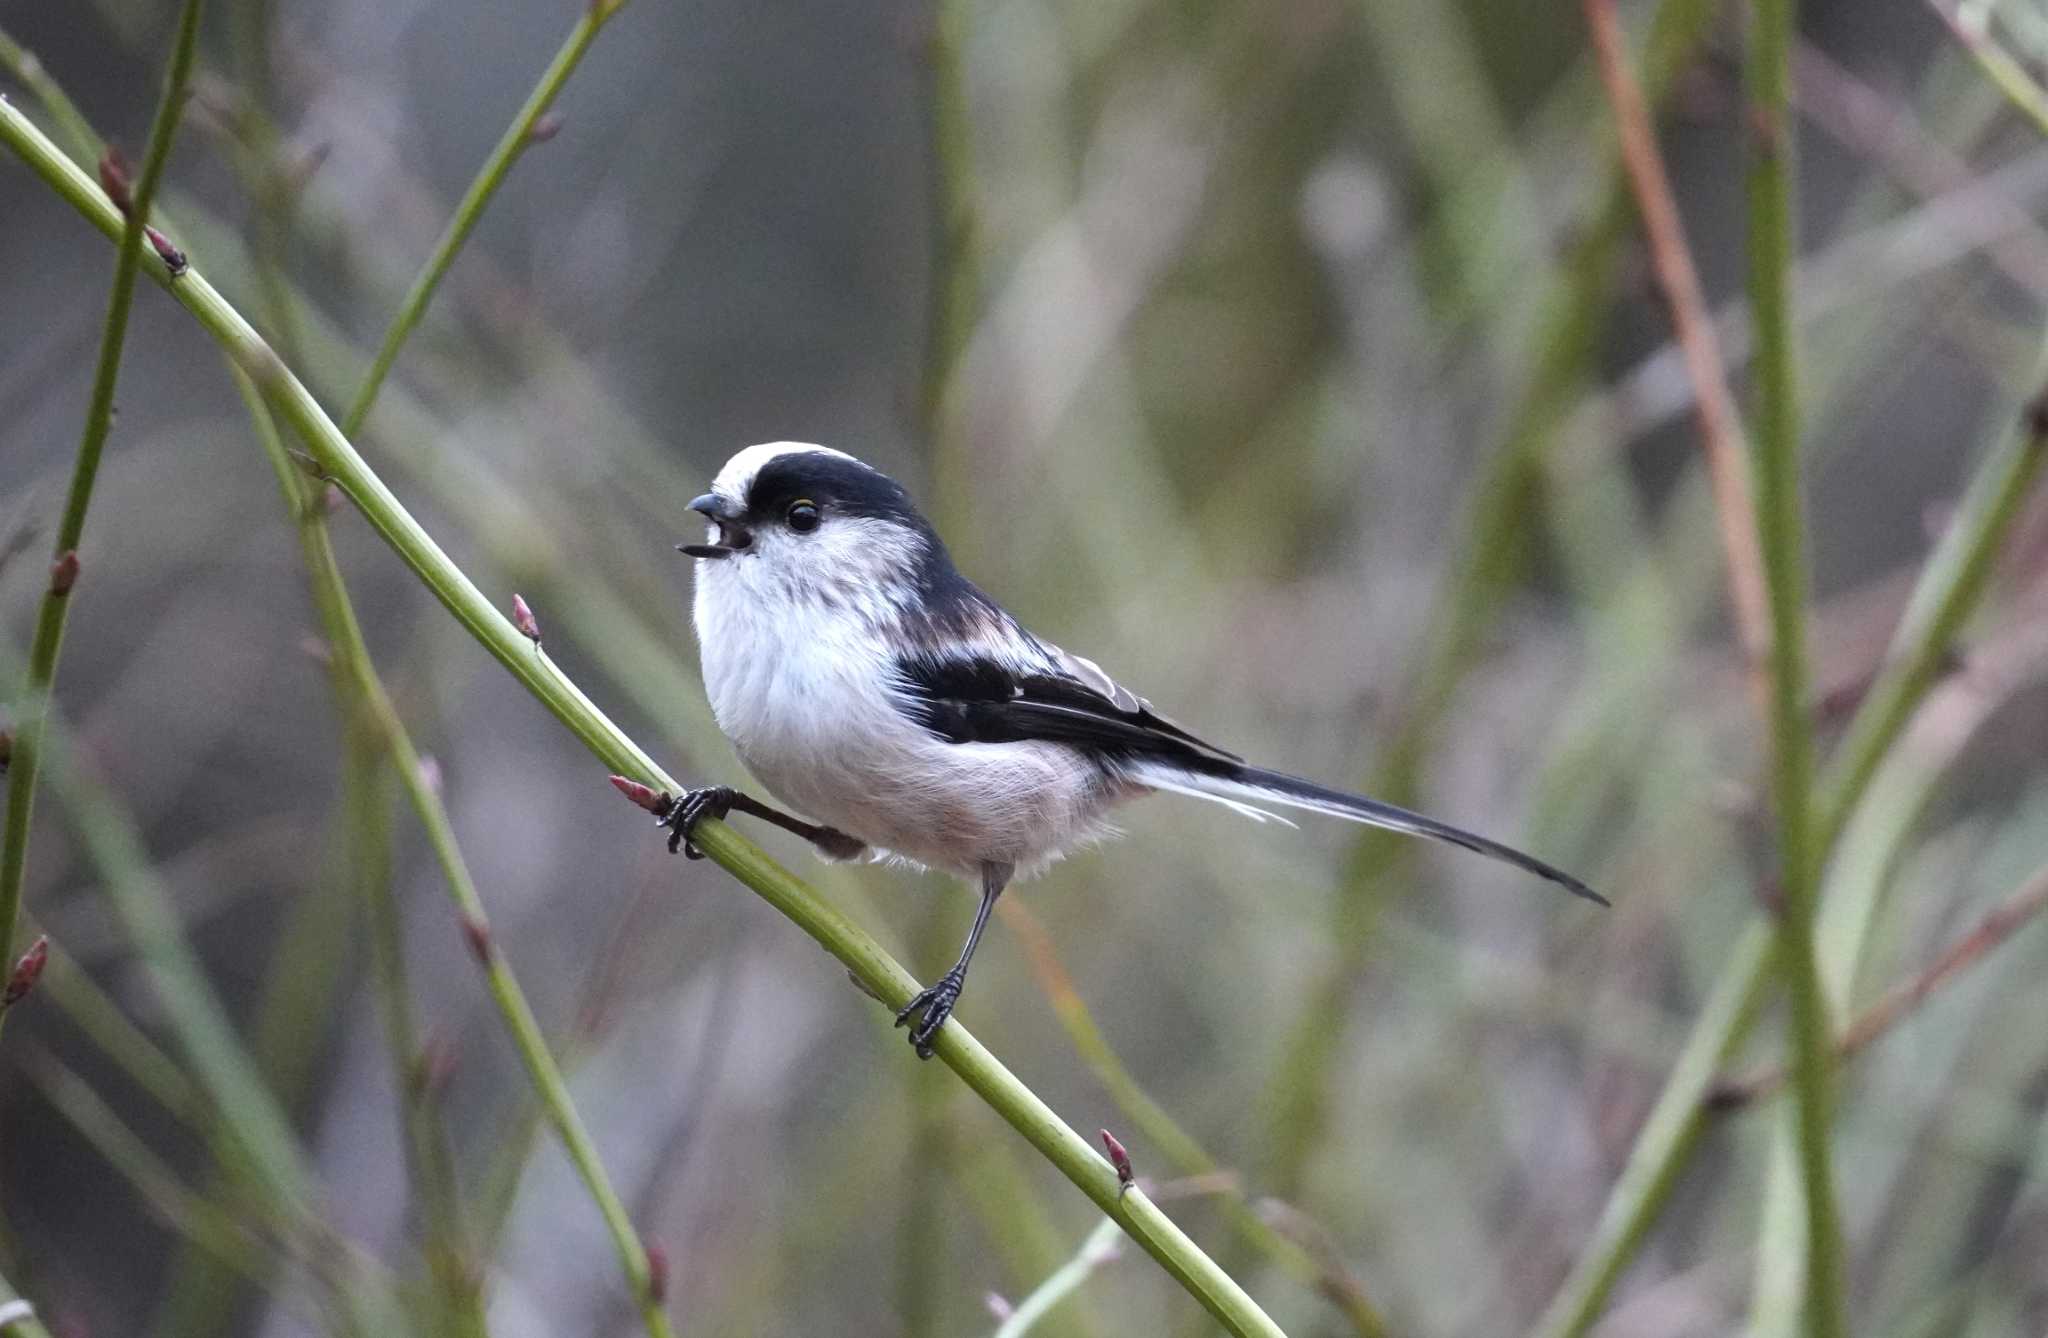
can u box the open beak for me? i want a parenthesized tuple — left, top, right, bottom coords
(678, 493, 752, 560)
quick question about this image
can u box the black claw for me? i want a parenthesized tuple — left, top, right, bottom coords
(659, 786, 736, 858)
(894, 969, 965, 1060)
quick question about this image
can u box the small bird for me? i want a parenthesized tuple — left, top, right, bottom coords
(668, 443, 1604, 1058)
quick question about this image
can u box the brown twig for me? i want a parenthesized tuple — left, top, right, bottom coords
(1710, 857, 2048, 1109)
(1584, 0, 1773, 684)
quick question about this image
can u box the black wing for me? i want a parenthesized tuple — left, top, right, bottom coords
(892, 647, 1242, 772)
(891, 647, 1609, 906)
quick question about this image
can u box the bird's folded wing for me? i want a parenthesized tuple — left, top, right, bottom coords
(892, 647, 1242, 769)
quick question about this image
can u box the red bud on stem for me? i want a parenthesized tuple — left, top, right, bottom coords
(511, 593, 542, 646)
(609, 775, 666, 814)
(4, 936, 50, 1008)
(49, 551, 79, 596)
(1100, 1128, 1134, 1191)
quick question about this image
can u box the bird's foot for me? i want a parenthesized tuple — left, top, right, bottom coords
(658, 786, 737, 858)
(894, 967, 966, 1060)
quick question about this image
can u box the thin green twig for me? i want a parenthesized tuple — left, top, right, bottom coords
(240, 369, 667, 1335)
(341, 0, 629, 437)
(1261, 0, 1723, 1204)
(1816, 375, 2048, 849)
(0, 0, 203, 1037)
(1530, 360, 2048, 1337)
(13, 705, 396, 1337)
(1927, 2, 2048, 140)
(1745, 0, 1846, 1329)
(919, 0, 979, 434)
(28, 925, 206, 1122)
(23, 1046, 266, 1284)
(0, 97, 1283, 1337)
(0, 30, 101, 169)
(993, 1216, 1125, 1338)
(239, 366, 488, 1335)
(1003, 902, 1389, 1337)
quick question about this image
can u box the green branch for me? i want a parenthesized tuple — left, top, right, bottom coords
(238, 371, 670, 1336)
(0, 0, 203, 1033)
(1816, 371, 2048, 849)
(1530, 362, 2048, 1336)
(235, 373, 494, 1338)
(0, 97, 1283, 1338)
(1262, 0, 1724, 1205)
(1744, 0, 1844, 1330)
(341, 0, 629, 437)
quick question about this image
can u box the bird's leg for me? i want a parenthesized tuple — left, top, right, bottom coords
(659, 786, 865, 861)
(896, 861, 1012, 1060)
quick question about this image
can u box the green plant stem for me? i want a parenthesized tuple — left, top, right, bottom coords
(1746, 0, 1848, 1331)
(0, 30, 100, 170)
(994, 1216, 1126, 1338)
(25, 1044, 404, 1330)
(0, 0, 202, 1035)
(15, 710, 396, 1337)
(1536, 26, 2047, 1338)
(919, 0, 978, 435)
(157, 820, 362, 1338)
(3, 92, 1284, 1338)
(1260, 0, 1723, 1206)
(239, 369, 661, 1336)
(1527, 919, 1773, 1338)
(1749, 13, 1835, 1338)
(340, 0, 628, 437)
(1530, 366, 2048, 1336)
(1816, 375, 2048, 848)
(29, 926, 206, 1121)
(242, 366, 486, 1335)
(1928, 2, 2048, 140)
(354, 757, 486, 1338)
(1003, 902, 1388, 1337)
(24, 1047, 267, 1284)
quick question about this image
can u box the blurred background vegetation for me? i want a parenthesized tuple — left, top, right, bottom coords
(5, 0, 2048, 1334)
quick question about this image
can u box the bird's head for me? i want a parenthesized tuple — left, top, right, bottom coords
(682, 442, 940, 610)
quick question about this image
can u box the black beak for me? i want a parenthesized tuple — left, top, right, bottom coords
(679, 493, 751, 559)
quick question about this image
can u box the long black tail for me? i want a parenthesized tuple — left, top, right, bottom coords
(1128, 760, 1608, 906)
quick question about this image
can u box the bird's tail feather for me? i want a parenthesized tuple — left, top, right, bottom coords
(1128, 761, 1607, 905)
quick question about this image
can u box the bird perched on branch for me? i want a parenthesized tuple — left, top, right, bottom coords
(667, 443, 1604, 1058)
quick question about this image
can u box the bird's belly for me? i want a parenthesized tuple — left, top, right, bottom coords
(739, 730, 1120, 877)
(697, 594, 1126, 874)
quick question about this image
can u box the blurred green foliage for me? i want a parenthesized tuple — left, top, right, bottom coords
(5, 0, 2048, 1335)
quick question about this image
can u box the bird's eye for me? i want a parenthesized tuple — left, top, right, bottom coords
(786, 499, 821, 533)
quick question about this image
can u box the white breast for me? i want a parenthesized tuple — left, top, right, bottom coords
(691, 560, 1123, 878)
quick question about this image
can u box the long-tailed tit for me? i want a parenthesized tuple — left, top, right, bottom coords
(666, 443, 1604, 1058)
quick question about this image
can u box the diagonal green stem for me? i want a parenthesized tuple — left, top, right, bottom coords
(238, 369, 667, 1336)
(236, 374, 492, 1335)
(341, 0, 628, 437)
(1816, 374, 2048, 850)
(1530, 363, 2048, 1337)
(0, 97, 1280, 1338)
(1003, 902, 1388, 1336)
(0, 0, 203, 1036)
(993, 1216, 1125, 1338)
(1261, 0, 1724, 1206)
